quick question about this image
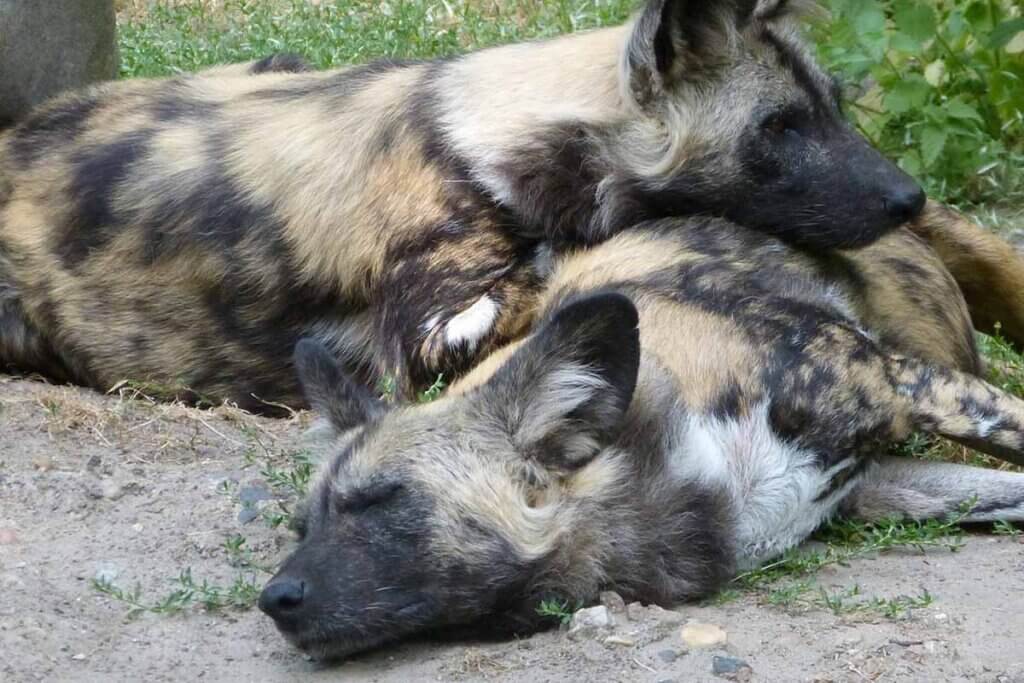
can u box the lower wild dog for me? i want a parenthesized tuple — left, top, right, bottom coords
(258, 218, 1024, 660)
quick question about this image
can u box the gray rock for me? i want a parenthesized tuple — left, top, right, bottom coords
(566, 605, 614, 641)
(237, 507, 261, 525)
(712, 655, 753, 681)
(0, 0, 118, 125)
(657, 649, 679, 663)
(599, 590, 626, 614)
(238, 485, 273, 504)
(84, 477, 124, 500)
(100, 479, 125, 501)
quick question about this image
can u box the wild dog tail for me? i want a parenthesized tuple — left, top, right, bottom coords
(839, 357, 1024, 524)
(890, 357, 1024, 468)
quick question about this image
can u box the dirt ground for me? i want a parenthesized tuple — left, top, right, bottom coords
(2, 375, 1024, 683)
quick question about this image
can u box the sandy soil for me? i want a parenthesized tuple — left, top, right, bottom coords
(2, 375, 1024, 683)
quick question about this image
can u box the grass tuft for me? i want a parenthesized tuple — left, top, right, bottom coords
(93, 567, 261, 616)
(535, 598, 575, 625)
(736, 510, 968, 591)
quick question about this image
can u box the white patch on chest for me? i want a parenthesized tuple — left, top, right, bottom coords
(666, 401, 863, 569)
(444, 295, 499, 351)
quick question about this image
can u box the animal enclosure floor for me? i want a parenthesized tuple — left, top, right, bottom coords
(2, 376, 1023, 682)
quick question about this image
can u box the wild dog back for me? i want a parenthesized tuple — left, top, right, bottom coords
(1, 0, 924, 407)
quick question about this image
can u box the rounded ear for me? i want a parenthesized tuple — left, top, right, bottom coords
(625, 0, 754, 105)
(483, 292, 641, 472)
(293, 338, 385, 434)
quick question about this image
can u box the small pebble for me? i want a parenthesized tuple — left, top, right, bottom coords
(657, 649, 679, 663)
(237, 508, 261, 525)
(603, 635, 635, 647)
(101, 480, 124, 501)
(0, 528, 19, 545)
(681, 621, 728, 649)
(567, 605, 613, 641)
(238, 485, 273, 504)
(94, 565, 120, 584)
(600, 591, 626, 614)
(31, 456, 55, 471)
(712, 655, 752, 682)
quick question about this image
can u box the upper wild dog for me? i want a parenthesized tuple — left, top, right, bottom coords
(2, 0, 968, 411)
(259, 218, 1024, 660)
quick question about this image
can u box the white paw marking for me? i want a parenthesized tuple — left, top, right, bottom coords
(444, 295, 498, 351)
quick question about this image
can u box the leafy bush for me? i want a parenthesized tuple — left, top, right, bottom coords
(817, 0, 1024, 204)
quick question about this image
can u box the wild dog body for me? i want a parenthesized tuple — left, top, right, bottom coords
(0, 0, 934, 408)
(260, 218, 1024, 659)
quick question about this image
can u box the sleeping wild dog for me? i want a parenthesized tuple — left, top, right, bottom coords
(259, 217, 1024, 660)
(6, 0, 1024, 409)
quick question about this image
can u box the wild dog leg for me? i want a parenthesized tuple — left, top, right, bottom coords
(836, 228, 980, 374)
(889, 357, 1024, 468)
(909, 200, 1024, 347)
(371, 231, 541, 399)
(842, 456, 1024, 523)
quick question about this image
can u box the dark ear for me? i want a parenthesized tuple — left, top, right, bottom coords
(626, 0, 754, 105)
(483, 292, 641, 472)
(293, 338, 385, 433)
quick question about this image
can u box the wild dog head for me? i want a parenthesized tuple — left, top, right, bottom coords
(610, 0, 924, 248)
(259, 294, 728, 658)
(259, 294, 642, 658)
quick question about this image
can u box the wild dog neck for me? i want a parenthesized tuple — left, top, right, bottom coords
(431, 25, 631, 247)
(430, 0, 923, 249)
(449, 333, 737, 610)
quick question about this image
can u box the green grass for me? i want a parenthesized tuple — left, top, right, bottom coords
(725, 510, 970, 618)
(116, 0, 636, 78)
(535, 597, 576, 625)
(720, 513, 970, 619)
(767, 582, 934, 619)
(96, 430, 313, 614)
(93, 567, 261, 616)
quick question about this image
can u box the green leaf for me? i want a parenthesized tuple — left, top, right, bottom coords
(989, 19, 1024, 49)
(944, 98, 984, 124)
(849, 0, 886, 35)
(898, 153, 923, 178)
(919, 126, 949, 168)
(963, 1, 995, 34)
(889, 31, 920, 54)
(893, 1, 937, 45)
(883, 76, 931, 114)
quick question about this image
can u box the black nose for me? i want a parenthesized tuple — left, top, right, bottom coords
(259, 578, 305, 618)
(883, 184, 926, 224)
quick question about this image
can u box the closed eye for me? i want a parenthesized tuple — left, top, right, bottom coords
(335, 480, 404, 513)
(289, 506, 309, 540)
(760, 102, 815, 137)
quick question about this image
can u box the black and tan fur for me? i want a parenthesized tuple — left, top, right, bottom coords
(9, 0, 1024, 411)
(259, 218, 1024, 659)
